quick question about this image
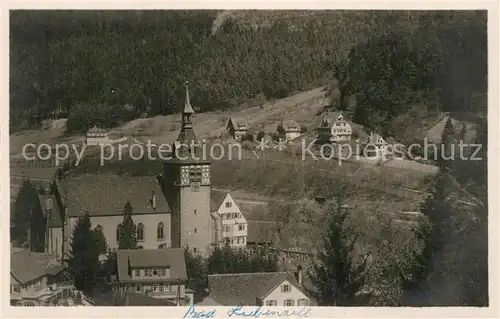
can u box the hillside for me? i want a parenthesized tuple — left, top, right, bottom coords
(10, 10, 484, 133)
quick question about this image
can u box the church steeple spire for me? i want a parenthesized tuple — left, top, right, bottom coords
(184, 81, 195, 115)
(174, 81, 200, 159)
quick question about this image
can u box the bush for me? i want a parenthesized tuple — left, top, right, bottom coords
(241, 134, 254, 143)
(257, 131, 266, 142)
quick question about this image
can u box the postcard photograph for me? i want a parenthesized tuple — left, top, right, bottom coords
(5, 7, 492, 316)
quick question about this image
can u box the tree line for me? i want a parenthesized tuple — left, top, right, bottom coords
(10, 10, 485, 135)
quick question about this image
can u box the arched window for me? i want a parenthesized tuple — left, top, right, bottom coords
(157, 222, 165, 240)
(116, 224, 122, 242)
(137, 223, 145, 241)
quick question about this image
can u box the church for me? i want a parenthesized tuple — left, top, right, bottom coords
(39, 82, 249, 261)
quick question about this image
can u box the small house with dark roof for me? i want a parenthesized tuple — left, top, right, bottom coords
(114, 248, 192, 305)
(227, 117, 249, 141)
(10, 248, 75, 306)
(207, 272, 310, 306)
(277, 119, 302, 141)
(86, 125, 110, 146)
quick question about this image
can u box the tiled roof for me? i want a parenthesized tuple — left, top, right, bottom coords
(87, 126, 108, 134)
(116, 248, 187, 283)
(207, 272, 302, 306)
(279, 119, 301, 132)
(112, 292, 177, 306)
(10, 249, 59, 284)
(210, 189, 229, 212)
(38, 194, 62, 228)
(58, 174, 170, 217)
(229, 117, 249, 130)
(365, 133, 387, 145)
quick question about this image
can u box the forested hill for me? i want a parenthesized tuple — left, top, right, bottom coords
(10, 10, 486, 134)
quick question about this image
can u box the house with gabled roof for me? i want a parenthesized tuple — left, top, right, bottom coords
(10, 248, 75, 306)
(362, 132, 391, 160)
(207, 272, 310, 306)
(277, 119, 301, 141)
(227, 117, 249, 141)
(113, 248, 193, 305)
(210, 190, 248, 249)
(86, 125, 110, 146)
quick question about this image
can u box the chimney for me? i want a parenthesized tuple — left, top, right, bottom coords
(151, 191, 156, 209)
(297, 265, 303, 286)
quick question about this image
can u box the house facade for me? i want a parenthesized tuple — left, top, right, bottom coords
(10, 248, 75, 306)
(207, 272, 310, 306)
(330, 112, 352, 143)
(113, 248, 193, 305)
(86, 126, 110, 146)
(227, 117, 249, 141)
(277, 120, 301, 141)
(363, 132, 391, 160)
(210, 191, 248, 249)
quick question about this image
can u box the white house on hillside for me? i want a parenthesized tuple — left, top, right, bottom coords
(364, 132, 391, 160)
(206, 271, 310, 306)
(316, 111, 352, 144)
(330, 112, 352, 143)
(86, 126, 110, 146)
(210, 190, 248, 249)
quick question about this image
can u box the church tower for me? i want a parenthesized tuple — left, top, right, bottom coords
(162, 81, 212, 256)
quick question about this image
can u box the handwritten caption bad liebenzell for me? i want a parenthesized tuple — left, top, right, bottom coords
(184, 305, 312, 318)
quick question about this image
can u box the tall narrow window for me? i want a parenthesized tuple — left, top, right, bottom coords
(137, 223, 145, 241)
(157, 222, 165, 240)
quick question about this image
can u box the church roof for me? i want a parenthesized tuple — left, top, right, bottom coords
(210, 189, 229, 212)
(58, 174, 170, 217)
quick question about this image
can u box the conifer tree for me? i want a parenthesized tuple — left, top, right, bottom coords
(68, 213, 100, 292)
(11, 180, 44, 249)
(438, 117, 456, 171)
(184, 247, 208, 302)
(118, 201, 137, 249)
(307, 195, 367, 306)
